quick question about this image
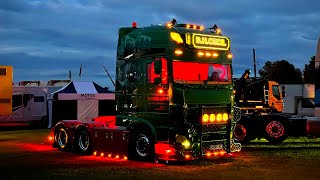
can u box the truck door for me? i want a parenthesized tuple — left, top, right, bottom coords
(268, 81, 284, 112)
(146, 57, 169, 112)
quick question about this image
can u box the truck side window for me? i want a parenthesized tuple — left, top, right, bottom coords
(272, 85, 280, 100)
(147, 57, 168, 84)
(301, 99, 314, 109)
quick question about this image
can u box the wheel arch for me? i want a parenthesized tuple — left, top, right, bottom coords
(127, 118, 157, 141)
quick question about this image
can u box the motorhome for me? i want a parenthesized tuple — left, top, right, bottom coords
(0, 68, 70, 128)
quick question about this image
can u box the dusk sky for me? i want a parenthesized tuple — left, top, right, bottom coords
(1, 0, 319, 89)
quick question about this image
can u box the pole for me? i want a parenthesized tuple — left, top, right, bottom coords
(102, 65, 115, 87)
(253, 49, 257, 78)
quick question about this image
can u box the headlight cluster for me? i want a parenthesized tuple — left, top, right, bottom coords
(202, 113, 228, 123)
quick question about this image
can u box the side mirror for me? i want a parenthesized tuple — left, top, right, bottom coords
(281, 86, 286, 98)
(154, 77, 161, 85)
(154, 60, 162, 75)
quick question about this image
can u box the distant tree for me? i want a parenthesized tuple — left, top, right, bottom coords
(303, 56, 315, 83)
(258, 60, 303, 84)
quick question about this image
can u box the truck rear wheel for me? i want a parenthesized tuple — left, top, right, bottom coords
(55, 127, 71, 151)
(74, 128, 92, 155)
(233, 123, 252, 144)
(264, 120, 288, 145)
(130, 128, 154, 162)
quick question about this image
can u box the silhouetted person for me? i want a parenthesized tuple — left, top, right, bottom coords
(209, 72, 220, 81)
(235, 69, 251, 105)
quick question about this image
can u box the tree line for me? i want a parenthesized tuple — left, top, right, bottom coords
(257, 56, 315, 84)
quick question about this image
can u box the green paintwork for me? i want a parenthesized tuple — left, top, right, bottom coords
(183, 88, 232, 105)
(115, 22, 236, 155)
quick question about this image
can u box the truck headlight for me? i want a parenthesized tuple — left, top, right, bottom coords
(176, 135, 191, 148)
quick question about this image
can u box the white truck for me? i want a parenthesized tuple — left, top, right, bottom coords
(282, 84, 314, 116)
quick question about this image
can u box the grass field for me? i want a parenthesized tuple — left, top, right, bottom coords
(1, 129, 320, 179)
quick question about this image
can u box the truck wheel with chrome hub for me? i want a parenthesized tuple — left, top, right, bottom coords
(55, 127, 70, 151)
(264, 120, 288, 145)
(74, 128, 92, 155)
(130, 128, 154, 161)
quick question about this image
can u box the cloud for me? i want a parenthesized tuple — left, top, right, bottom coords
(0, 0, 319, 86)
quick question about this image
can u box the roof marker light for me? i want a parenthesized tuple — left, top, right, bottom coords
(132, 22, 137, 28)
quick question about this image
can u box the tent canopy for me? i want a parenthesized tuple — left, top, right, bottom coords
(47, 81, 115, 128)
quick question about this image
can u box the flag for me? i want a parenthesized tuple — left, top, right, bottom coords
(79, 64, 82, 78)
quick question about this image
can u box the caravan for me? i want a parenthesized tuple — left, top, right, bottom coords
(0, 68, 70, 128)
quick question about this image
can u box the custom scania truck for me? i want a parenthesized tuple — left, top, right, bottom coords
(51, 20, 241, 162)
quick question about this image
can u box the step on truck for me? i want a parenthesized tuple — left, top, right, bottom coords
(51, 19, 241, 162)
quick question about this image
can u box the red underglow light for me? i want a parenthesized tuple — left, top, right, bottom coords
(155, 143, 176, 156)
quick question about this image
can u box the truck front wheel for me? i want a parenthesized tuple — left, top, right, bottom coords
(264, 120, 288, 145)
(130, 128, 154, 162)
(233, 123, 252, 145)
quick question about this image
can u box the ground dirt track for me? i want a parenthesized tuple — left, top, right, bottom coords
(0, 128, 320, 180)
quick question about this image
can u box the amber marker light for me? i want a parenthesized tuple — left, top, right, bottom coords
(100, 153, 104, 157)
(175, 49, 183, 55)
(185, 154, 191, 159)
(93, 151, 97, 156)
(157, 88, 164, 94)
(115, 155, 120, 159)
(193, 25, 197, 29)
(217, 113, 222, 122)
(124, 156, 128, 160)
(212, 53, 219, 57)
(186, 24, 190, 28)
(205, 52, 211, 57)
(209, 114, 215, 122)
(108, 154, 112, 158)
(202, 114, 209, 123)
(48, 136, 53, 141)
(198, 52, 204, 57)
(200, 26, 204, 30)
(227, 53, 233, 59)
(223, 113, 228, 121)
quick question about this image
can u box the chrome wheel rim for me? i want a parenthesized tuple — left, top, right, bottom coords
(78, 131, 89, 152)
(57, 128, 68, 149)
(135, 134, 150, 157)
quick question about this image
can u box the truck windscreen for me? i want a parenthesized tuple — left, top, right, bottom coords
(172, 61, 231, 84)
